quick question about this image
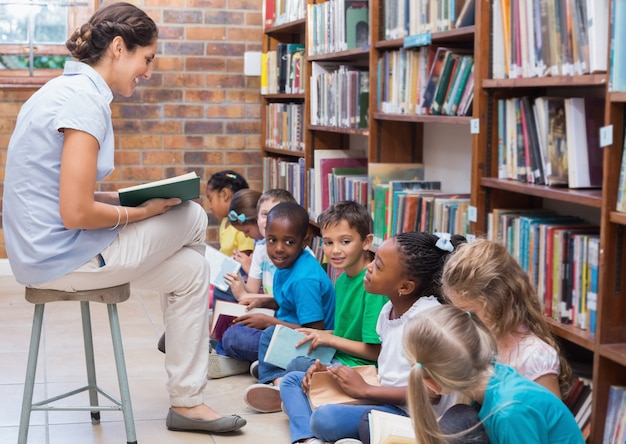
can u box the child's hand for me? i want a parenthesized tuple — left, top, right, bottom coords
(233, 313, 275, 329)
(302, 359, 328, 393)
(232, 249, 252, 274)
(296, 328, 334, 354)
(326, 365, 368, 399)
(224, 272, 246, 298)
(240, 296, 277, 310)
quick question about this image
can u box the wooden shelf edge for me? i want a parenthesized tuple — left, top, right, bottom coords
(264, 18, 306, 35)
(482, 74, 607, 89)
(609, 211, 626, 226)
(374, 25, 476, 50)
(263, 147, 306, 157)
(546, 317, 596, 350)
(480, 178, 603, 208)
(308, 125, 369, 136)
(373, 112, 471, 124)
(262, 93, 305, 100)
(609, 91, 626, 102)
(598, 344, 626, 368)
(307, 48, 370, 63)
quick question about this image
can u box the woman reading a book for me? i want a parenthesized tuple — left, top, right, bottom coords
(2, 2, 245, 435)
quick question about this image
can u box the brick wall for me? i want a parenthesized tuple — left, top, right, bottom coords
(0, 0, 264, 258)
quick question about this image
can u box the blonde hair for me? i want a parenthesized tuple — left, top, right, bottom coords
(441, 238, 571, 398)
(403, 305, 496, 443)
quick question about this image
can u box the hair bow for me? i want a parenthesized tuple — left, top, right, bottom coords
(228, 210, 248, 223)
(434, 232, 454, 252)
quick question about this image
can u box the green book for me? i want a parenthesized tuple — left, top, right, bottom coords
(118, 172, 200, 207)
(264, 324, 336, 369)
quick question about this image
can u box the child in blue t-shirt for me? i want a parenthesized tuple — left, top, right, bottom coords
(220, 202, 335, 375)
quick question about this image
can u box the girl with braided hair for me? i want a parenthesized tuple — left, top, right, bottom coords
(295, 232, 466, 443)
(3, 2, 245, 435)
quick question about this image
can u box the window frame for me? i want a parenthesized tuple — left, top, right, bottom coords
(0, 0, 97, 87)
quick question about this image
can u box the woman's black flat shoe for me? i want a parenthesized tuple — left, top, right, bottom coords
(166, 408, 246, 433)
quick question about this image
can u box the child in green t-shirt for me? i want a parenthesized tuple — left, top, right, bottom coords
(244, 200, 387, 414)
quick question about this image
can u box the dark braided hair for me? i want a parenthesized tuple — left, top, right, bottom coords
(66, 2, 158, 65)
(206, 170, 249, 194)
(395, 232, 467, 302)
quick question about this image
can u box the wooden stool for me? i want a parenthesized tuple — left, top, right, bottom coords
(18, 283, 137, 444)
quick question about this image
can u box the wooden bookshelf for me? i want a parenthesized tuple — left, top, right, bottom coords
(471, 1, 626, 441)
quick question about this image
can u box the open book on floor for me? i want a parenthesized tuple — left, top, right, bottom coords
(264, 324, 336, 369)
(118, 172, 201, 207)
(204, 244, 242, 292)
(369, 409, 415, 444)
(210, 300, 275, 341)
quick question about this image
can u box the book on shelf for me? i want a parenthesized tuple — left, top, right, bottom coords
(545, 98, 568, 186)
(263, 0, 275, 29)
(367, 162, 425, 214)
(118, 172, 200, 207)
(603, 385, 626, 443)
(564, 97, 604, 188)
(204, 244, 243, 293)
(209, 300, 275, 341)
(312, 150, 367, 219)
(617, 120, 626, 213)
(345, 0, 369, 50)
(307, 365, 379, 409)
(455, 0, 476, 28)
(369, 409, 414, 444)
(264, 324, 336, 370)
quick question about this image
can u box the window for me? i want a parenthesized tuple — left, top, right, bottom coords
(0, 0, 95, 84)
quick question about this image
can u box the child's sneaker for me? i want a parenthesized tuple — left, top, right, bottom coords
(207, 349, 249, 379)
(243, 383, 281, 413)
(334, 439, 362, 444)
(249, 360, 259, 379)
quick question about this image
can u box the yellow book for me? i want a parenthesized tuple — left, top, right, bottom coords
(261, 52, 268, 95)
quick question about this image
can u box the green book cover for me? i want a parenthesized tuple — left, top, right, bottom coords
(265, 324, 336, 369)
(118, 172, 200, 207)
(345, 0, 369, 50)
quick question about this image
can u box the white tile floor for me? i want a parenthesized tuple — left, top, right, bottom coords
(0, 275, 290, 443)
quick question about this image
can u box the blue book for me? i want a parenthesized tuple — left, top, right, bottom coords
(264, 324, 336, 369)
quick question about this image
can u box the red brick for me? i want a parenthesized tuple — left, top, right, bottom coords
(154, 57, 184, 71)
(184, 120, 224, 134)
(141, 120, 184, 134)
(184, 151, 224, 165)
(206, 43, 246, 57)
(186, 58, 227, 72)
(186, 27, 227, 41)
(163, 10, 204, 24)
(164, 104, 205, 118)
(204, 11, 245, 25)
(142, 151, 183, 165)
(118, 135, 163, 149)
(185, 89, 226, 102)
(188, 0, 227, 8)
(206, 74, 245, 88)
(158, 26, 185, 40)
(206, 104, 246, 119)
(162, 42, 205, 56)
(163, 73, 207, 87)
(226, 120, 261, 134)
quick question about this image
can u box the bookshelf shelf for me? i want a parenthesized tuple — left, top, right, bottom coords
(546, 318, 596, 351)
(262, 93, 305, 100)
(307, 49, 370, 63)
(482, 74, 607, 89)
(308, 125, 368, 136)
(480, 178, 603, 208)
(263, 147, 306, 157)
(609, 211, 626, 226)
(609, 92, 626, 103)
(265, 19, 306, 36)
(598, 344, 626, 368)
(374, 25, 475, 50)
(373, 112, 471, 124)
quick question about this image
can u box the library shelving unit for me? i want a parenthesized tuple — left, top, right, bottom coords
(470, 1, 626, 441)
(261, 18, 308, 204)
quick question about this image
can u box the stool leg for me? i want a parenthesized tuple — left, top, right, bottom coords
(80, 301, 101, 424)
(108, 303, 137, 444)
(18, 304, 45, 444)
